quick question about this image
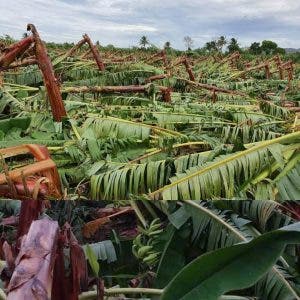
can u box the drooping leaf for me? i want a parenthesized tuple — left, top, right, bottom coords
(161, 223, 300, 300)
(85, 244, 100, 277)
(154, 224, 188, 288)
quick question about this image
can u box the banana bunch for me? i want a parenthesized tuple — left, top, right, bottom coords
(132, 218, 163, 267)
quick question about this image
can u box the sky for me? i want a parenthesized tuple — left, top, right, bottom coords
(0, 0, 299, 49)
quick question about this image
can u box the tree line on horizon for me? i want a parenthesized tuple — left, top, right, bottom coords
(0, 33, 298, 58)
(139, 35, 287, 56)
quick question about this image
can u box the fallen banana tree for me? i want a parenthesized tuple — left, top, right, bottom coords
(62, 84, 172, 102)
(2, 209, 300, 300)
(78, 220, 300, 300)
(0, 24, 66, 122)
(1, 201, 299, 300)
(0, 27, 299, 200)
(53, 34, 105, 71)
(7, 218, 59, 300)
(0, 144, 62, 200)
(149, 131, 300, 200)
(170, 57, 195, 81)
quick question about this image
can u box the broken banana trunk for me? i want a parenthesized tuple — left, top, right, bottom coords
(241, 62, 271, 79)
(170, 56, 195, 81)
(83, 34, 105, 71)
(0, 144, 63, 200)
(7, 219, 59, 300)
(1, 57, 37, 70)
(62, 84, 172, 102)
(52, 223, 88, 300)
(0, 24, 67, 122)
(0, 36, 34, 69)
(16, 200, 45, 240)
(27, 24, 67, 122)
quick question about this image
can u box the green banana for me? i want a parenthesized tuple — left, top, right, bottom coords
(150, 218, 160, 227)
(137, 245, 153, 258)
(148, 229, 163, 236)
(133, 234, 143, 247)
(149, 223, 161, 231)
(132, 218, 163, 267)
(143, 252, 160, 263)
(132, 244, 139, 257)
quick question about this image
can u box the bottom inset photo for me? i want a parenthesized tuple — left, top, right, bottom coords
(0, 200, 299, 300)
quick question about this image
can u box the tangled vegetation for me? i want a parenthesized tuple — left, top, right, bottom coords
(0, 26, 299, 300)
(0, 30, 299, 201)
(0, 199, 299, 299)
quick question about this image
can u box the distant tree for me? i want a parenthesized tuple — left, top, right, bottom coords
(261, 40, 278, 55)
(139, 36, 149, 48)
(164, 41, 171, 50)
(249, 42, 261, 55)
(62, 42, 72, 49)
(276, 47, 286, 55)
(194, 47, 206, 55)
(183, 36, 194, 50)
(216, 36, 227, 52)
(1, 34, 15, 44)
(248, 40, 285, 56)
(204, 40, 218, 53)
(227, 38, 241, 53)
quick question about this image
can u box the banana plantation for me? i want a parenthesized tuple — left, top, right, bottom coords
(0, 25, 299, 201)
(0, 24, 300, 300)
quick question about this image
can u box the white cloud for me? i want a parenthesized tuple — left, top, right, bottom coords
(0, 0, 299, 48)
(0, 0, 156, 39)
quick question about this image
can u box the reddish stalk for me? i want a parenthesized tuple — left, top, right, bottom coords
(0, 36, 34, 69)
(27, 23, 67, 122)
(170, 57, 195, 81)
(1, 57, 37, 70)
(7, 219, 59, 300)
(83, 34, 105, 71)
(0, 144, 62, 200)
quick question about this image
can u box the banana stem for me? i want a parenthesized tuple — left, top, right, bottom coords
(130, 200, 147, 228)
(79, 289, 250, 300)
(79, 288, 163, 299)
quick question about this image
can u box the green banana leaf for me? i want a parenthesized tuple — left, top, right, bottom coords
(161, 222, 300, 300)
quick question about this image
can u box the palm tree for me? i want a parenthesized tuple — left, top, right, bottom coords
(204, 40, 218, 53)
(164, 41, 171, 50)
(216, 35, 227, 52)
(227, 38, 241, 53)
(139, 35, 149, 48)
